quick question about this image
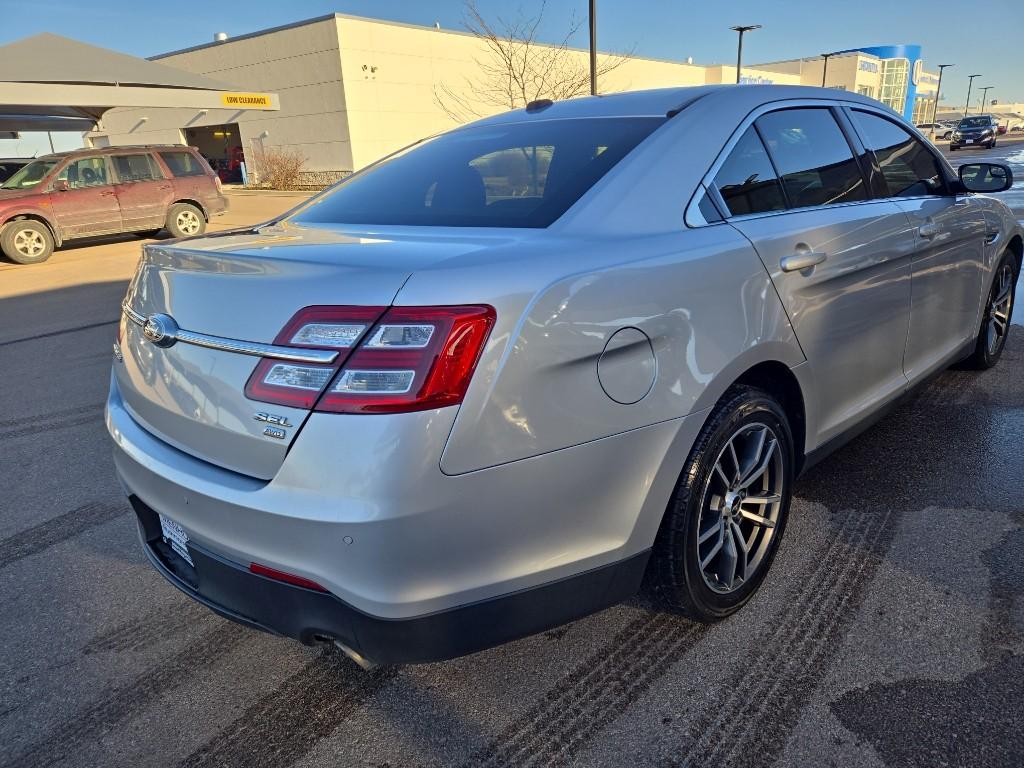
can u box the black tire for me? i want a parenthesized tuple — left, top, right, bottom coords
(962, 251, 1017, 370)
(165, 203, 206, 238)
(0, 219, 55, 264)
(950, 145, 958, 152)
(990, 140, 997, 149)
(647, 385, 795, 621)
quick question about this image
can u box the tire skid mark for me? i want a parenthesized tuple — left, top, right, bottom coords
(83, 600, 213, 655)
(466, 612, 706, 768)
(675, 506, 894, 768)
(6, 624, 246, 768)
(0, 319, 118, 348)
(0, 403, 103, 430)
(178, 652, 397, 768)
(0, 501, 129, 570)
(0, 410, 103, 440)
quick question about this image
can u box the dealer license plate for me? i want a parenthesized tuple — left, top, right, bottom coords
(159, 514, 194, 567)
(965, 139, 974, 144)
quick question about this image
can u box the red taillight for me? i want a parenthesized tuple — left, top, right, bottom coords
(244, 306, 385, 408)
(249, 562, 328, 592)
(244, 304, 495, 414)
(317, 305, 496, 414)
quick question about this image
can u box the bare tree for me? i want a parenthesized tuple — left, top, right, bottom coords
(435, 0, 632, 123)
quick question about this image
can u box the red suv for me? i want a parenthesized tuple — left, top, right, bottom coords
(0, 145, 228, 264)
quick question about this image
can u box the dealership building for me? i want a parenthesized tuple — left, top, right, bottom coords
(88, 13, 941, 179)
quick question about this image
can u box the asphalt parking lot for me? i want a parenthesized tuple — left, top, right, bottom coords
(2, 144, 1023, 768)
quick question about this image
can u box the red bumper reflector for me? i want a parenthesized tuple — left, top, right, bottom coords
(249, 562, 328, 592)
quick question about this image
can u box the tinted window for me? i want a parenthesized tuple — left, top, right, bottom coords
(712, 126, 786, 216)
(850, 110, 945, 197)
(756, 109, 867, 208)
(160, 151, 208, 177)
(293, 117, 663, 228)
(56, 157, 108, 189)
(113, 154, 159, 182)
(959, 117, 993, 129)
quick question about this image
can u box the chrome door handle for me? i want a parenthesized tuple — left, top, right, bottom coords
(918, 222, 941, 239)
(780, 251, 827, 273)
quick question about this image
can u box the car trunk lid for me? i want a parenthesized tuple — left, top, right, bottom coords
(114, 222, 500, 479)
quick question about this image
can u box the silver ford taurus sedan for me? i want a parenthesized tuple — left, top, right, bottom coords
(107, 85, 1021, 666)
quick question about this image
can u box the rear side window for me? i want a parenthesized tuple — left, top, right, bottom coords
(712, 127, 786, 217)
(293, 117, 664, 228)
(850, 110, 945, 197)
(755, 108, 867, 208)
(160, 151, 208, 178)
(113, 154, 160, 183)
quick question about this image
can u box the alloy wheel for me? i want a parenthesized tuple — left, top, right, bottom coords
(13, 228, 46, 258)
(696, 422, 785, 594)
(986, 262, 1014, 355)
(176, 210, 202, 235)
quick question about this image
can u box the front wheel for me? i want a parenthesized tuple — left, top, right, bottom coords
(165, 203, 206, 238)
(647, 385, 794, 621)
(963, 251, 1017, 369)
(1, 219, 55, 264)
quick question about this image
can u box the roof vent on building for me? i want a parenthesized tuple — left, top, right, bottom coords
(686, 56, 694, 65)
(434, 21, 441, 29)
(214, 32, 229, 43)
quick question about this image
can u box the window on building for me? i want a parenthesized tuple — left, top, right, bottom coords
(711, 126, 786, 216)
(159, 151, 208, 178)
(755, 108, 867, 208)
(57, 157, 108, 189)
(850, 110, 945, 198)
(878, 58, 909, 113)
(856, 85, 875, 99)
(292, 117, 664, 228)
(112, 154, 160, 183)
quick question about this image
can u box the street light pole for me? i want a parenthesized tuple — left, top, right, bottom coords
(978, 86, 992, 113)
(964, 74, 981, 117)
(820, 52, 833, 87)
(930, 63, 953, 140)
(730, 25, 761, 84)
(589, 0, 597, 96)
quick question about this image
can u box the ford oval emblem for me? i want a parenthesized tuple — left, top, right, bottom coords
(143, 314, 179, 348)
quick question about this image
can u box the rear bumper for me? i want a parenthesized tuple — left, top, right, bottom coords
(131, 494, 648, 664)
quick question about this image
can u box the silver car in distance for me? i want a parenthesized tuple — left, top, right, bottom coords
(107, 85, 1021, 666)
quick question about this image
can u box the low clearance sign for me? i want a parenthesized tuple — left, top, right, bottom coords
(220, 92, 274, 109)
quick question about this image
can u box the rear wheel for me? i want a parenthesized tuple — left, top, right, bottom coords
(1, 219, 54, 264)
(165, 203, 205, 238)
(647, 385, 794, 621)
(963, 251, 1017, 369)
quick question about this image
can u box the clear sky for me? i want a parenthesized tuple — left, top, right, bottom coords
(3, 0, 1022, 157)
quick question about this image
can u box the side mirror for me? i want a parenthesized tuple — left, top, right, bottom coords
(54, 179, 69, 192)
(959, 163, 1013, 193)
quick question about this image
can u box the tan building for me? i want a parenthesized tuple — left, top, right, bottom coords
(89, 14, 935, 179)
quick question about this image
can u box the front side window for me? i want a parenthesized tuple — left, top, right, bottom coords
(850, 110, 945, 197)
(159, 151, 208, 178)
(711, 126, 786, 217)
(113, 154, 160, 183)
(756, 108, 867, 208)
(292, 117, 664, 228)
(1, 159, 58, 190)
(56, 157, 109, 189)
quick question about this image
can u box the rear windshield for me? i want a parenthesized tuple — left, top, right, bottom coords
(958, 117, 992, 128)
(1, 159, 57, 190)
(292, 117, 664, 228)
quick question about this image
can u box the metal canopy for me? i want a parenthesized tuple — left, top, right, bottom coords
(0, 33, 279, 132)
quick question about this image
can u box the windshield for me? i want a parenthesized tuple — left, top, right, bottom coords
(958, 117, 992, 129)
(293, 117, 665, 228)
(1, 159, 58, 190)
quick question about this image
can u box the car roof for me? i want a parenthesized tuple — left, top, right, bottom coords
(461, 84, 898, 129)
(34, 144, 196, 161)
